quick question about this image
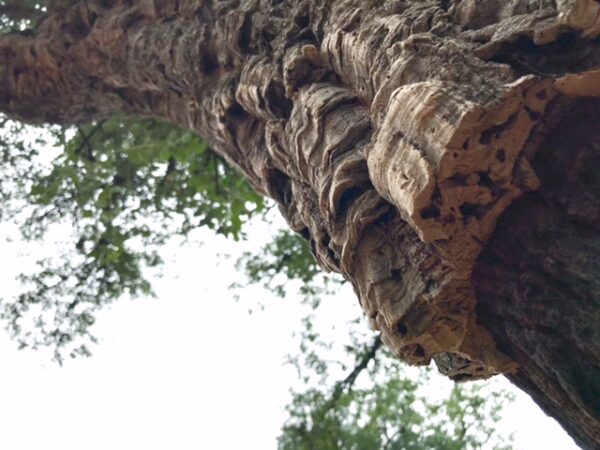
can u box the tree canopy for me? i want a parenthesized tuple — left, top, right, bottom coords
(0, 116, 266, 358)
(0, 113, 516, 448)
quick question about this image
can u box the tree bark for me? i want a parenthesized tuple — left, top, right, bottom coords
(1, 0, 599, 447)
(474, 97, 600, 449)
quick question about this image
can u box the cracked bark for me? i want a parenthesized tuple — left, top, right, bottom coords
(1, 1, 599, 447)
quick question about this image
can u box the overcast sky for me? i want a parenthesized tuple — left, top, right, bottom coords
(0, 215, 581, 450)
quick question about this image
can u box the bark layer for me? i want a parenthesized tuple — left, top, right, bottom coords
(475, 98, 600, 450)
(1, 1, 600, 447)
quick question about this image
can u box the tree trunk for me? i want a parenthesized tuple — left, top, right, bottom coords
(1, 0, 599, 447)
(474, 97, 600, 449)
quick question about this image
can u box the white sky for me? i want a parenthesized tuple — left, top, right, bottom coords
(0, 215, 581, 450)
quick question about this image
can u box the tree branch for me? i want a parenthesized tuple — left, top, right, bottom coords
(328, 334, 383, 406)
(74, 120, 106, 162)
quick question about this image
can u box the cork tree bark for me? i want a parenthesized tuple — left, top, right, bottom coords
(1, 1, 599, 447)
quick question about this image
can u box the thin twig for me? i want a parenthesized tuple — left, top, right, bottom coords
(73, 120, 106, 162)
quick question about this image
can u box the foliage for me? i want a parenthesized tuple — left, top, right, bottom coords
(233, 230, 515, 450)
(279, 320, 514, 450)
(233, 228, 342, 308)
(0, 0, 45, 32)
(281, 368, 513, 450)
(0, 116, 264, 361)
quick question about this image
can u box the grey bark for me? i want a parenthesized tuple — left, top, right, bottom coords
(1, 0, 599, 447)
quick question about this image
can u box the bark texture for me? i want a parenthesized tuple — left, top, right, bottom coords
(1, 1, 599, 447)
(474, 97, 600, 449)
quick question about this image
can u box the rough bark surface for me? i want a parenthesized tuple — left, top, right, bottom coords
(474, 98, 600, 449)
(1, 1, 599, 447)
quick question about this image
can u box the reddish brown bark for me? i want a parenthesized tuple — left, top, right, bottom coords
(1, 1, 599, 447)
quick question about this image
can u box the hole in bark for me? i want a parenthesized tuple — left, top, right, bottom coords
(413, 345, 425, 358)
(490, 31, 591, 79)
(496, 148, 506, 162)
(459, 203, 477, 217)
(462, 139, 469, 150)
(371, 208, 397, 227)
(480, 127, 497, 145)
(477, 171, 502, 198)
(452, 374, 471, 382)
(237, 14, 253, 52)
(338, 186, 364, 215)
(266, 169, 292, 205)
(309, 239, 317, 258)
(479, 113, 518, 145)
(265, 82, 292, 119)
(447, 173, 468, 185)
(396, 322, 407, 336)
(295, 14, 310, 29)
(321, 235, 338, 263)
(390, 269, 402, 280)
(459, 203, 487, 220)
(200, 48, 218, 74)
(156, 63, 167, 78)
(228, 102, 247, 119)
(299, 227, 310, 240)
(326, 247, 338, 263)
(440, 0, 452, 11)
(556, 32, 577, 49)
(62, 22, 88, 42)
(420, 205, 440, 220)
(261, 29, 276, 43)
(297, 28, 318, 45)
(525, 106, 542, 121)
(477, 171, 493, 187)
